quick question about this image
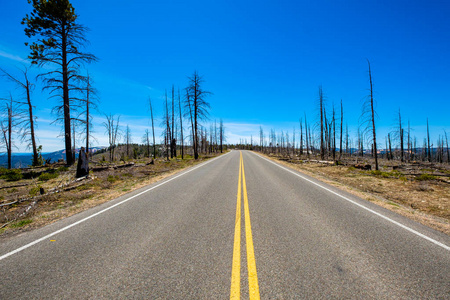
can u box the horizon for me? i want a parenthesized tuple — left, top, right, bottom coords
(0, 1, 449, 153)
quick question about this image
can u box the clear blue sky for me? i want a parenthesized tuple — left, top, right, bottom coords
(1, 0, 449, 152)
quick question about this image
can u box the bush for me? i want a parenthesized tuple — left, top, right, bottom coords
(107, 175, 119, 183)
(29, 186, 42, 196)
(1, 169, 23, 181)
(58, 166, 69, 172)
(416, 174, 437, 181)
(38, 171, 59, 181)
(10, 219, 33, 228)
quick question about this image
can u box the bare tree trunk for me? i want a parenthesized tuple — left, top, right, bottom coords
(149, 98, 156, 160)
(178, 90, 184, 159)
(171, 85, 175, 158)
(0, 68, 39, 166)
(388, 133, 393, 160)
(305, 116, 310, 158)
(339, 100, 343, 160)
(166, 95, 170, 160)
(319, 86, 325, 160)
(25, 75, 38, 166)
(299, 118, 303, 156)
(445, 130, 449, 164)
(427, 118, 431, 162)
(61, 22, 74, 165)
(220, 119, 224, 153)
(368, 61, 378, 170)
(407, 120, 411, 162)
(332, 104, 336, 161)
(8, 102, 12, 169)
(345, 124, 349, 156)
(398, 109, 404, 162)
(72, 120, 76, 163)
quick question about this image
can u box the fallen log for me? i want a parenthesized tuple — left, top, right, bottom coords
(353, 164, 372, 170)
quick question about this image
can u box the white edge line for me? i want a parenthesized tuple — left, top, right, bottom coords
(252, 152, 450, 251)
(0, 152, 231, 262)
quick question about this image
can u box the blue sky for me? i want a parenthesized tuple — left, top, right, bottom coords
(1, 0, 449, 152)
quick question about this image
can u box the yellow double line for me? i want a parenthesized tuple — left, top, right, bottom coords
(230, 152, 260, 300)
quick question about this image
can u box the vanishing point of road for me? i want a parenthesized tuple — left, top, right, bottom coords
(1, 150, 449, 299)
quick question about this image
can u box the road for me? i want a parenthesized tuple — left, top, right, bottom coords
(0, 150, 449, 299)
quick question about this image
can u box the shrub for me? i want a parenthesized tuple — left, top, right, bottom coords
(38, 171, 59, 181)
(107, 175, 119, 183)
(416, 174, 437, 181)
(29, 186, 41, 196)
(10, 219, 33, 228)
(58, 166, 69, 172)
(1, 169, 23, 181)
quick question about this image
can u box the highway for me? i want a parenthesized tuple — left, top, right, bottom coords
(0, 150, 449, 299)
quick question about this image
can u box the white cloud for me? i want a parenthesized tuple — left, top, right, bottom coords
(0, 49, 27, 63)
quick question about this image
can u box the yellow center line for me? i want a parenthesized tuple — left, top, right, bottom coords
(230, 151, 260, 300)
(242, 154, 260, 300)
(230, 153, 242, 300)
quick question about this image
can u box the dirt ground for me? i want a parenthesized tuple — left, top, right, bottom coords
(0, 153, 221, 239)
(262, 153, 449, 235)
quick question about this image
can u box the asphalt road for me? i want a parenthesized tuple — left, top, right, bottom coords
(0, 150, 449, 299)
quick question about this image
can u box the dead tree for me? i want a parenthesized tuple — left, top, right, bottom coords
(149, 97, 156, 159)
(171, 85, 176, 158)
(0, 67, 40, 166)
(219, 119, 224, 153)
(1, 95, 15, 169)
(142, 129, 151, 158)
(81, 73, 98, 156)
(177, 90, 184, 159)
(339, 99, 343, 160)
(318, 86, 325, 159)
(445, 130, 449, 163)
(399, 110, 404, 162)
(427, 118, 431, 162)
(124, 125, 131, 158)
(103, 114, 120, 161)
(388, 133, 393, 160)
(304, 115, 310, 158)
(361, 60, 378, 170)
(345, 123, 349, 156)
(185, 71, 211, 159)
(332, 104, 336, 161)
(163, 91, 171, 160)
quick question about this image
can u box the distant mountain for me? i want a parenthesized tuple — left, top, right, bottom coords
(0, 147, 106, 168)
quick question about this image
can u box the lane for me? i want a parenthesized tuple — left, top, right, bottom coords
(0, 150, 448, 299)
(241, 150, 449, 299)
(0, 152, 238, 299)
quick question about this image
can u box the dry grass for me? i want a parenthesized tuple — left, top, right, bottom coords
(261, 153, 449, 235)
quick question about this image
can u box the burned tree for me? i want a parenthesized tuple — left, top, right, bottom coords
(0, 95, 15, 169)
(339, 100, 343, 160)
(361, 60, 378, 170)
(178, 90, 184, 159)
(185, 71, 211, 159)
(149, 97, 156, 159)
(103, 114, 120, 161)
(0, 67, 40, 166)
(81, 73, 98, 155)
(318, 86, 325, 160)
